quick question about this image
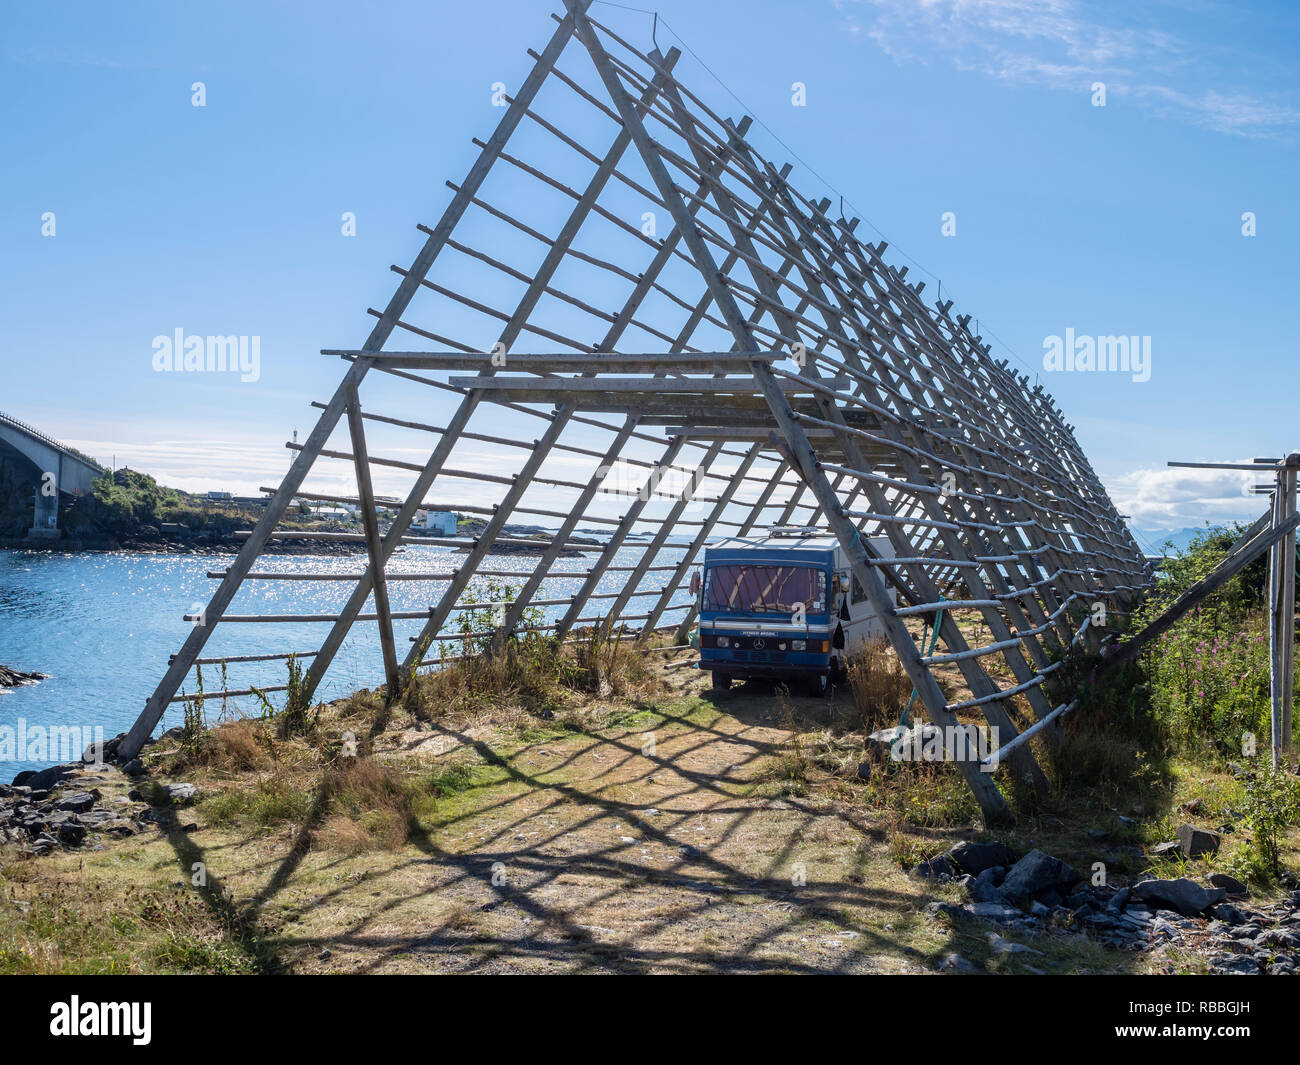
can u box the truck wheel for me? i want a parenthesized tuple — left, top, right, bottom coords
(711, 672, 732, 692)
(807, 672, 829, 698)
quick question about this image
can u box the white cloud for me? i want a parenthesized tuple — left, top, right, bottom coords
(839, 0, 1298, 138)
(1108, 460, 1265, 528)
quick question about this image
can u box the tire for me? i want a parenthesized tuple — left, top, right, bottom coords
(711, 672, 732, 692)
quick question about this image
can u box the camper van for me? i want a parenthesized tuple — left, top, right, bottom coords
(694, 527, 895, 695)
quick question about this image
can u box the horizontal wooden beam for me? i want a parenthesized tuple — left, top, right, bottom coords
(324, 350, 782, 374)
(444, 375, 827, 394)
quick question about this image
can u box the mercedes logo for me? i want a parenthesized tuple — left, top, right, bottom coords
(753, 638, 765, 650)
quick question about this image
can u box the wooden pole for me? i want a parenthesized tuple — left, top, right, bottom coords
(1280, 456, 1298, 753)
(345, 378, 400, 696)
(1269, 478, 1283, 767)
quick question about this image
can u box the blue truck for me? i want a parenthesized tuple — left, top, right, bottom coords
(694, 528, 895, 696)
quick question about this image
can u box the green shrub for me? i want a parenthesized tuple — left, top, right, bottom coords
(1229, 761, 1300, 883)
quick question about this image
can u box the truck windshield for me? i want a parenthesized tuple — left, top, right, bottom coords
(702, 564, 827, 615)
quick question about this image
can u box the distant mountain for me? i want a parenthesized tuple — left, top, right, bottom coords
(1131, 525, 1234, 556)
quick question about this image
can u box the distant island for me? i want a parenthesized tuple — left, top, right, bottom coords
(0, 466, 596, 556)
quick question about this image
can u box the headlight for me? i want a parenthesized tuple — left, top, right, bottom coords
(717, 636, 730, 648)
(778, 642, 787, 651)
(792, 639, 806, 651)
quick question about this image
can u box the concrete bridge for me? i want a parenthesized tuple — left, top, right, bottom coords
(0, 411, 104, 538)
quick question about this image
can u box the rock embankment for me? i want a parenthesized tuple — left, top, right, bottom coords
(917, 840, 1300, 975)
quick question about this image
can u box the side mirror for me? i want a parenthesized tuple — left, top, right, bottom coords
(832, 623, 846, 650)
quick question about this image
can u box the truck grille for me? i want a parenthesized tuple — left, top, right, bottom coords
(730, 650, 788, 664)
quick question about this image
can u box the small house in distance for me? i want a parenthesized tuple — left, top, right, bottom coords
(420, 510, 458, 536)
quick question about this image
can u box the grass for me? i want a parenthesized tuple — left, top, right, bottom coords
(402, 623, 665, 723)
(0, 866, 260, 974)
(3, 618, 1296, 976)
(201, 774, 311, 828)
(845, 637, 914, 732)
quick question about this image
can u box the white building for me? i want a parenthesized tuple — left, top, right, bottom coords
(421, 510, 458, 536)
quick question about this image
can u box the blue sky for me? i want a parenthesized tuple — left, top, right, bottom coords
(2, 0, 1296, 547)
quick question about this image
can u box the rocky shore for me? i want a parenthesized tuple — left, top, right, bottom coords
(916, 839, 1300, 975)
(2, 730, 195, 856)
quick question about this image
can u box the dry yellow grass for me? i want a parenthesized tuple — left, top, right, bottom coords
(845, 637, 914, 731)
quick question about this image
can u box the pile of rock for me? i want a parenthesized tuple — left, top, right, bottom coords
(2, 733, 196, 857)
(0, 770, 152, 855)
(916, 840, 1300, 974)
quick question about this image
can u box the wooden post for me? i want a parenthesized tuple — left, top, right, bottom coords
(345, 378, 400, 696)
(1270, 475, 1282, 767)
(1279, 455, 1298, 754)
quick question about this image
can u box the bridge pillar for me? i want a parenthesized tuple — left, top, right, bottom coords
(28, 455, 62, 539)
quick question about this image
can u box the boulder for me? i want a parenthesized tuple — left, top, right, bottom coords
(55, 791, 96, 814)
(1175, 823, 1221, 858)
(998, 849, 1082, 902)
(1212, 954, 1259, 974)
(1208, 873, 1248, 897)
(1131, 877, 1226, 917)
(940, 953, 977, 972)
(164, 782, 197, 803)
(56, 821, 86, 846)
(912, 855, 957, 881)
(11, 764, 79, 791)
(948, 840, 1014, 876)
(969, 901, 1023, 921)
(987, 932, 1043, 955)
(969, 867, 1004, 903)
(1206, 905, 1248, 931)
(81, 734, 123, 764)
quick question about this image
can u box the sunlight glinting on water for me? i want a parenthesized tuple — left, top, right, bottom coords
(0, 542, 692, 776)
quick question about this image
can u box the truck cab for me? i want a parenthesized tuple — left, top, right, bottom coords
(695, 527, 894, 696)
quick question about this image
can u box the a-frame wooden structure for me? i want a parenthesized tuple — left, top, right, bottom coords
(122, 1, 1150, 822)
